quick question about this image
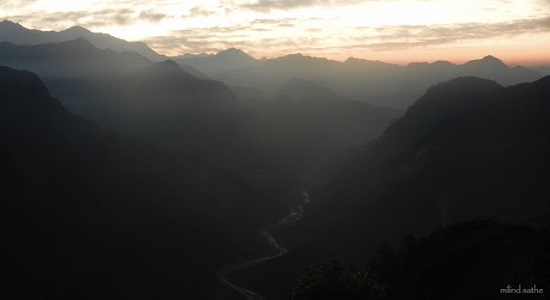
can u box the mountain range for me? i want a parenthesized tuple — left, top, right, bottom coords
(0, 34, 401, 218)
(2, 20, 549, 300)
(214, 54, 544, 109)
(0, 20, 164, 61)
(1, 21, 546, 110)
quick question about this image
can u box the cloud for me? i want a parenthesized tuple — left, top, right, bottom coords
(143, 24, 320, 56)
(2, 0, 37, 9)
(241, 0, 362, 12)
(138, 10, 168, 23)
(250, 18, 296, 27)
(193, 6, 220, 17)
(3, 8, 169, 29)
(365, 16, 550, 50)
(141, 15, 550, 57)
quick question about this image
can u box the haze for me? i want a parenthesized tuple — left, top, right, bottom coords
(2, 1, 550, 298)
(1, 0, 549, 65)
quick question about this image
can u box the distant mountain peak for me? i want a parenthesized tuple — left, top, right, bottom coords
(482, 55, 501, 62)
(0, 20, 25, 31)
(0, 20, 22, 27)
(140, 60, 196, 80)
(432, 60, 454, 66)
(218, 48, 244, 54)
(344, 57, 382, 63)
(289, 53, 304, 58)
(159, 59, 180, 68)
(216, 48, 254, 60)
(466, 55, 507, 66)
(63, 25, 91, 34)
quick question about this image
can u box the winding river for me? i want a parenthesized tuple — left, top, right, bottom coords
(217, 192, 310, 300)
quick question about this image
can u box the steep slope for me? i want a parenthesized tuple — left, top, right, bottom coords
(233, 76, 550, 299)
(306, 76, 550, 261)
(0, 66, 264, 299)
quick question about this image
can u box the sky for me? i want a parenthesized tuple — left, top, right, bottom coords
(1, 0, 549, 65)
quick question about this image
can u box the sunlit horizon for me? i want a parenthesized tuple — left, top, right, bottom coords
(1, 0, 549, 66)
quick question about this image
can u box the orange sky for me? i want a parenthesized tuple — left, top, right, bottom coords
(1, 0, 549, 65)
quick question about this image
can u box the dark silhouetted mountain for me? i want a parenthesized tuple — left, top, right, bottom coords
(231, 77, 550, 299)
(234, 76, 550, 299)
(0, 66, 266, 299)
(301, 76, 550, 262)
(176, 47, 257, 76)
(369, 220, 550, 300)
(0, 20, 165, 61)
(289, 219, 550, 300)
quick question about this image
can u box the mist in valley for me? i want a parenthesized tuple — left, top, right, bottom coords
(1, 16, 549, 300)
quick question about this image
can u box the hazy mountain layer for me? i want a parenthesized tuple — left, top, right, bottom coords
(213, 54, 544, 109)
(0, 40, 400, 212)
(0, 66, 266, 299)
(1, 22, 544, 110)
(0, 20, 164, 61)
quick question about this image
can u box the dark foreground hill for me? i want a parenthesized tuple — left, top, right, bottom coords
(369, 219, 550, 300)
(0, 66, 265, 299)
(305, 76, 550, 258)
(230, 76, 550, 299)
(288, 219, 550, 300)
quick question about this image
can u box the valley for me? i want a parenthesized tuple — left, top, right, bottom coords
(1, 20, 549, 300)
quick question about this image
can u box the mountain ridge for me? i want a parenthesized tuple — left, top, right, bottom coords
(0, 20, 166, 61)
(0, 66, 267, 298)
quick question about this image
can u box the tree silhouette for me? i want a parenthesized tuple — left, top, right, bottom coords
(292, 255, 386, 300)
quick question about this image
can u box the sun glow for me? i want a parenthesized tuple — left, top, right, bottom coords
(0, 0, 548, 64)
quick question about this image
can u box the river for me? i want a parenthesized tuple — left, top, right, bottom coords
(217, 192, 310, 300)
